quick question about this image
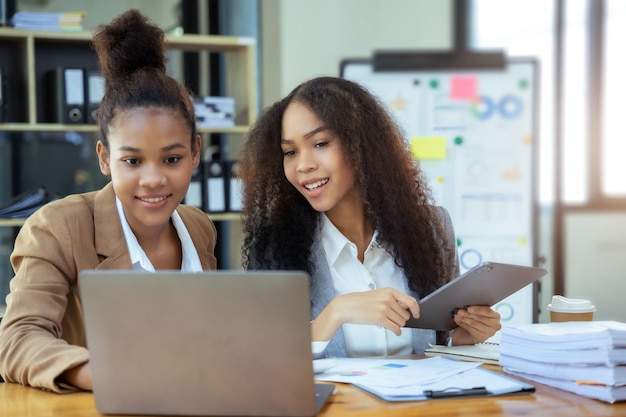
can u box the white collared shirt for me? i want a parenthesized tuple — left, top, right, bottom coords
(320, 213, 413, 357)
(115, 197, 203, 272)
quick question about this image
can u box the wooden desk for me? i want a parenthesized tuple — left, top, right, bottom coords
(0, 369, 624, 417)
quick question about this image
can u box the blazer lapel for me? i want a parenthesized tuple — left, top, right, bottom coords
(177, 206, 216, 270)
(93, 182, 132, 269)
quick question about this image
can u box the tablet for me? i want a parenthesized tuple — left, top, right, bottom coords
(405, 262, 547, 331)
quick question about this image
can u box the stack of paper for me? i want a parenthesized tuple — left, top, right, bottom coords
(314, 356, 534, 401)
(424, 342, 500, 365)
(499, 321, 626, 403)
(12, 11, 85, 31)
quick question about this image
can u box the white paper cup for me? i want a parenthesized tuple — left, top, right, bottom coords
(547, 295, 595, 322)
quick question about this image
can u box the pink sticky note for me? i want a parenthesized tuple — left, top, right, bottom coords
(450, 76, 478, 100)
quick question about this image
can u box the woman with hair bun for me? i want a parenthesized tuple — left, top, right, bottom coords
(0, 9, 217, 392)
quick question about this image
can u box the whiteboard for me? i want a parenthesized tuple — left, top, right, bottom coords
(341, 58, 539, 325)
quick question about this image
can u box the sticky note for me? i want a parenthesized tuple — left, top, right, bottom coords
(450, 76, 477, 100)
(410, 136, 447, 160)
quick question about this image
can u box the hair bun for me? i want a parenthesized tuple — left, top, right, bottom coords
(92, 9, 167, 82)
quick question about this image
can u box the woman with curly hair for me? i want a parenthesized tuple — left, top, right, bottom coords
(238, 76, 500, 358)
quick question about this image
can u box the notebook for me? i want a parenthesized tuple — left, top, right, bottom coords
(79, 270, 334, 417)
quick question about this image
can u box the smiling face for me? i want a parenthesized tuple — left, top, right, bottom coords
(281, 101, 361, 220)
(97, 106, 200, 237)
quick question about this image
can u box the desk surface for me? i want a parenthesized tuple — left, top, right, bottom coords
(1, 366, 624, 417)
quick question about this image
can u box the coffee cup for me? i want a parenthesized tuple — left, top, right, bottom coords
(547, 295, 595, 322)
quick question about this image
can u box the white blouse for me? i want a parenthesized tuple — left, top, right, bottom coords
(320, 214, 413, 357)
(115, 197, 203, 272)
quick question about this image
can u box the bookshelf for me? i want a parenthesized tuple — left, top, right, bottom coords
(0, 27, 256, 225)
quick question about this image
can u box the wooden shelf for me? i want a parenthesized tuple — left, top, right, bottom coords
(0, 212, 241, 228)
(0, 219, 27, 227)
(206, 213, 242, 222)
(0, 27, 254, 47)
(0, 124, 251, 134)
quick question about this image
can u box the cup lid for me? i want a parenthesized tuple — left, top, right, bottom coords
(548, 295, 596, 313)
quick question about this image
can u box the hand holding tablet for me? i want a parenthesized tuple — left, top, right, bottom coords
(405, 262, 548, 331)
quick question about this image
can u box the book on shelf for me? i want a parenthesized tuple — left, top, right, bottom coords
(11, 11, 85, 31)
(500, 321, 626, 403)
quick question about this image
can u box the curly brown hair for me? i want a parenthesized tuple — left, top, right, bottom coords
(239, 76, 452, 296)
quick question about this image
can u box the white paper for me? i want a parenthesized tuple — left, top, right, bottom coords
(358, 366, 529, 399)
(314, 356, 480, 388)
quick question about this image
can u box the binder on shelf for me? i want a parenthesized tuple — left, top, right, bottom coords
(47, 67, 86, 124)
(0, 187, 52, 219)
(0, 65, 5, 123)
(184, 166, 204, 209)
(204, 160, 226, 213)
(0, 0, 14, 27)
(194, 96, 235, 128)
(86, 69, 105, 124)
(225, 160, 242, 213)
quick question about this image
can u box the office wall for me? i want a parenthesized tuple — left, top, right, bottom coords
(260, 0, 453, 107)
(537, 207, 554, 322)
(564, 212, 626, 321)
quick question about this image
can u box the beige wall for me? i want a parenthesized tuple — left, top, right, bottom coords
(564, 212, 626, 322)
(260, 0, 453, 107)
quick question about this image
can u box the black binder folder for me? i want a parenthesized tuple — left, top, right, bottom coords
(0, 65, 5, 123)
(47, 67, 86, 124)
(204, 160, 226, 213)
(225, 160, 242, 213)
(86, 70, 104, 124)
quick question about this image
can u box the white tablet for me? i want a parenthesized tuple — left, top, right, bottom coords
(405, 262, 547, 331)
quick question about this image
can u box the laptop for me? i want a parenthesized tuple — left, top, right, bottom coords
(79, 270, 334, 416)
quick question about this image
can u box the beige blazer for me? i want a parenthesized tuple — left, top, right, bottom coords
(0, 182, 217, 392)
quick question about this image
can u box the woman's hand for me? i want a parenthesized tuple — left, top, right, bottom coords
(451, 306, 501, 345)
(311, 288, 419, 342)
(59, 362, 93, 391)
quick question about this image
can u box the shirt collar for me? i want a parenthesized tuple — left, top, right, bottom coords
(115, 197, 202, 272)
(320, 213, 380, 266)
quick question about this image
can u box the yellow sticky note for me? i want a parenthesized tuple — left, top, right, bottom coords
(410, 137, 447, 160)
